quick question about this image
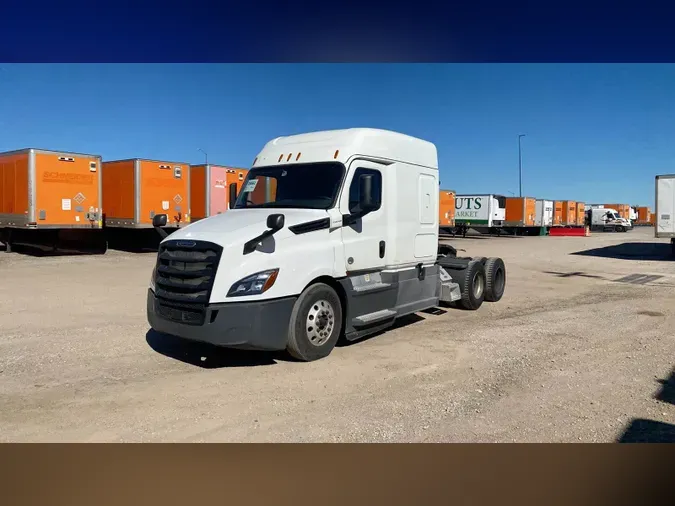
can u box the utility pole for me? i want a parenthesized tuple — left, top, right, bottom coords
(518, 134, 526, 197)
(198, 148, 208, 165)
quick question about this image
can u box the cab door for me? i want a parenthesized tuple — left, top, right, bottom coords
(339, 160, 388, 273)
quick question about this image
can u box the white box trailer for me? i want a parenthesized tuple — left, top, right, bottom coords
(146, 128, 508, 362)
(655, 174, 675, 254)
(454, 194, 506, 236)
(534, 199, 553, 227)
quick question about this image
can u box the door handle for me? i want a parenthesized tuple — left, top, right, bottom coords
(379, 241, 385, 258)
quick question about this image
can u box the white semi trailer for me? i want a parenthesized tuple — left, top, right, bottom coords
(454, 194, 507, 237)
(534, 199, 554, 227)
(655, 174, 675, 255)
(146, 128, 508, 361)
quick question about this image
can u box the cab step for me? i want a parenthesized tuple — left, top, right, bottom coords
(352, 309, 397, 328)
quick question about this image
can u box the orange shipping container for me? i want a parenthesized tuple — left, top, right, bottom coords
(576, 202, 586, 226)
(190, 164, 248, 221)
(505, 197, 536, 227)
(439, 189, 456, 227)
(0, 148, 103, 229)
(560, 200, 577, 225)
(637, 206, 651, 223)
(552, 201, 564, 226)
(102, 158, 190, 228)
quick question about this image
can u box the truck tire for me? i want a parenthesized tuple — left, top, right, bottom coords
(616, 225, 625, 233)
(484, 257, 506, 302)
(286, 282, 343, 362)
(456, 259, 486, 310)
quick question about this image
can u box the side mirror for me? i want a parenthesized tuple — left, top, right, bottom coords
(229, 183, 238, 209)
(152, 213, 168, 239)
(152, 213, 168, 228)
(359, 174, 375, 211)
(266, 213, 285, 231)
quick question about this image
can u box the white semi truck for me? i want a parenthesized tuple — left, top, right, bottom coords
(146, 128, 507, 361)
(655, 174, 675, 255)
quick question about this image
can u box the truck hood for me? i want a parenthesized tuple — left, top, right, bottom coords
(165, 208, 330, 246)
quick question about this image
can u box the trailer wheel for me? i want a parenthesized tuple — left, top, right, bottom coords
(456, 259, 486, 310)
(286, 282, 343, 362)
(484, 257, 506, 302)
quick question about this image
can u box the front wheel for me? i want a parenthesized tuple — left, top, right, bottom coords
(286, 283, 343, 362)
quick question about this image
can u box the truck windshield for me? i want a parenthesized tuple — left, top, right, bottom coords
(613, 213, 621, 219)
(234, 162, 345, 210)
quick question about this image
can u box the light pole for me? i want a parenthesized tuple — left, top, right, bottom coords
(198, 148, 208, 165)
(518, 134, 526, 198)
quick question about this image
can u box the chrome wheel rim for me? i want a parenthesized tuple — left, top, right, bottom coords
(473, 272, 485, 299)
(306, 299, 335, 346)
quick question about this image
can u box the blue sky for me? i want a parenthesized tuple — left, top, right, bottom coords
(1, 63, 673, 207)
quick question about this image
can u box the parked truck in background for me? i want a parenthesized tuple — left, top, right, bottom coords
(604, 203, 632, 228)
(102, 158, 191, 230)
(587, 207, 631, 232)
(504, 197, 536, 228)
(0, 148, 104, 252)
(147, 128, 508, 362)
(190, 164, 248, 222)
(655, 174, 675, 255)
(101, 158, 191, 249)
(454, 193, 506, 237)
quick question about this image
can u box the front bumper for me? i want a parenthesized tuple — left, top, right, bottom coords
(147, 289, 297, 351)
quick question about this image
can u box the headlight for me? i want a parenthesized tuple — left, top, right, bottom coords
(227, 269, 279, 297)
(150, 265, 157, 290)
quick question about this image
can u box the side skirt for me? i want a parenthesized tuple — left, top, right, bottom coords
(339, 265, 441, 342)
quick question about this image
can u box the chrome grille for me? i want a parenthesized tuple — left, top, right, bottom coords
(153, 239, 222, 325)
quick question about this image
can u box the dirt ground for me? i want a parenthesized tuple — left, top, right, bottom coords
(1, 226, 674, 442)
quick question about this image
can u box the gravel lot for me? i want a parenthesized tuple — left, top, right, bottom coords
(1, 226, 674, 442)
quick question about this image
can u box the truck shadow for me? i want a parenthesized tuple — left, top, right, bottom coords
(0, 241, 107, 257)
(542, 271, 607, 280)
(616, 366, 675, 443)
(336, 313, 427, 348)
(617, 419, 675, 443)
(655, 367, 675, 405)
(145, 329, 282, 368)
(571, 242, 675, 261)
